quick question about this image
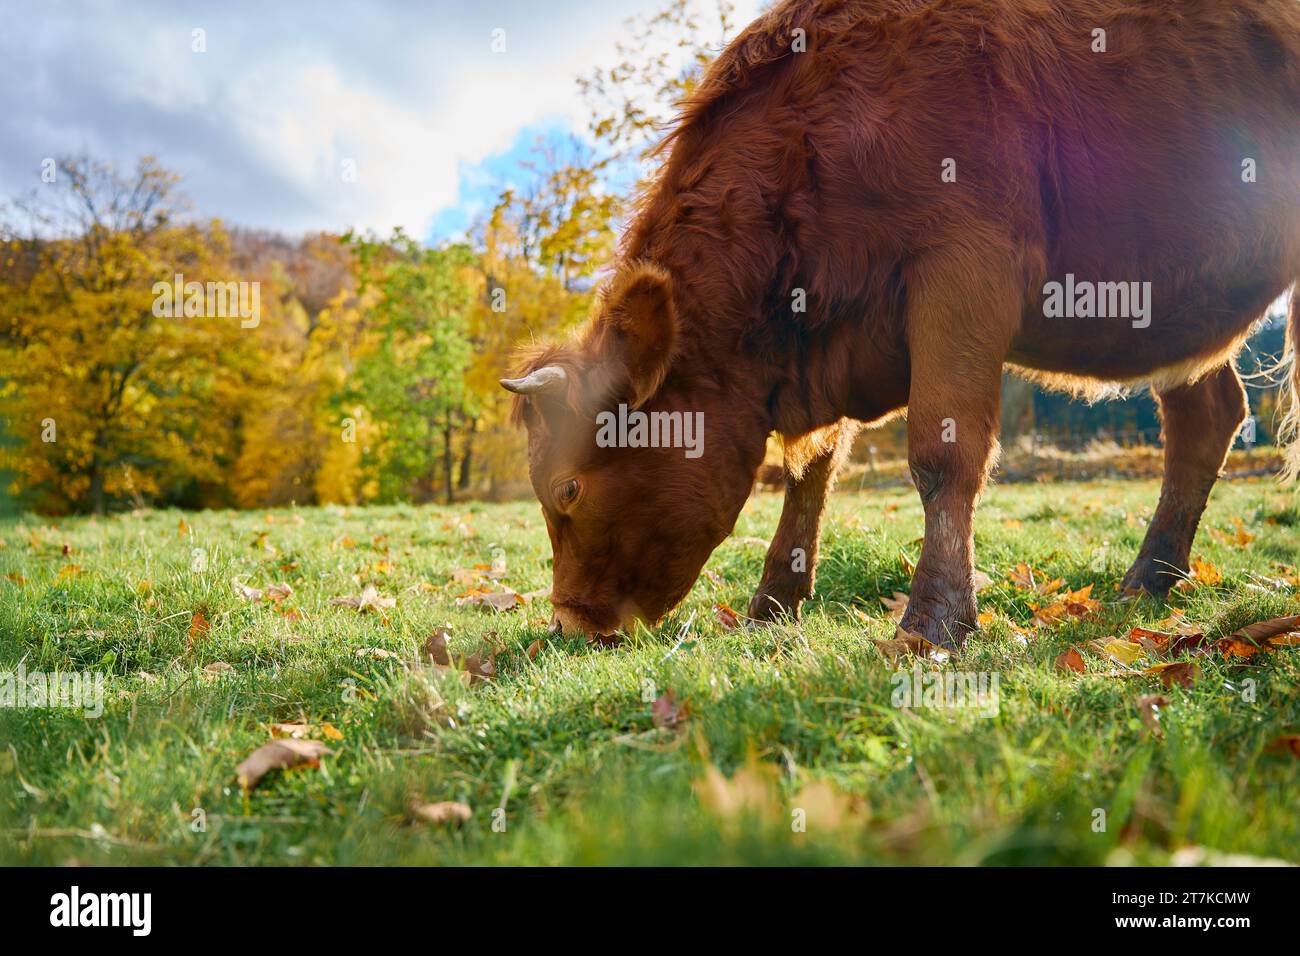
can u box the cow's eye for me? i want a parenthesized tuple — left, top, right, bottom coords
(554, 478, 580, 507)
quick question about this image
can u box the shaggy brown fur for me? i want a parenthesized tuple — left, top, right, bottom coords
(507, 0, 1300, 646)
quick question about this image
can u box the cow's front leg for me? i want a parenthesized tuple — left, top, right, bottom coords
(748, 421, 858, 622)
(1122, 364, 1247, 596)
(896, 256, 1015, 648)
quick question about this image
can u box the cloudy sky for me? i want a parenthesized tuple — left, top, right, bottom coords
(1, 0, 762, 241)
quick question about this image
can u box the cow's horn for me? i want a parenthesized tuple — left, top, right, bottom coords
(499, 365, 568, 395)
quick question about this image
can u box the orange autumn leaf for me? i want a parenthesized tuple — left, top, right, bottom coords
(1008, 562, 1064, 596)
(1230, 614, 1300, 644)
(1055, 646, 1086, 674)
(188, 611, 211, 645)
(236, 739, 333, 790)
(1176, 557, 1222, 591)
(1144, 660, 1199, 689)
(714, 602, 742, 630)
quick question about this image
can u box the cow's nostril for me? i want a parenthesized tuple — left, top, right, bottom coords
(548, 616, 563, 635)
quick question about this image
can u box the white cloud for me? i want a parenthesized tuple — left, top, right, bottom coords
(0, 0, 766, 236)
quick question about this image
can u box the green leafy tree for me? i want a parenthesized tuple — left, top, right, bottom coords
(344, 230, 478, 503)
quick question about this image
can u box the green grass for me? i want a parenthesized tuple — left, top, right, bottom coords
(1, 478, 1298, 865)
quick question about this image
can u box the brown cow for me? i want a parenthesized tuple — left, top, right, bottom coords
(503, 0, 1300, 648)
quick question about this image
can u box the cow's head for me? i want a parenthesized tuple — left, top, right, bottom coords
(502, 261, 757, 639)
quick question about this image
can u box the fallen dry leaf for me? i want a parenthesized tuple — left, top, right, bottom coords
(1175, 557, 1223, 591)
(1008, 562, 1064, 596)
(525, 638, 545, 661)
(1230, 614, 1300, 644)
(188, 611, 210, 645)
(693, 754, 781, 825)
(203, 661, 235, 676)
(331, 584, 397, 613)
(410, 801, 473, 826)
(270, 721, 342, 742)
(1219, 637, 1267, 659)
(270, 721, 314, 739)
(236, 739, 333, 790)
(263, 582, 293, 604)
(423, 627, 453, 665)
(422, 628, 500, 685)
(880, 591, 909, 621)
(451, 564, 504, 585)
(714, 602, 742, 629)
(1156, 608, 1203, 635)
(652, 691, 689, 730)
(789, 779, 863, 832)
(1055, 646, 1086, 674)
(354, 646, 398, 660)
(1144, 660, 1199, 689)
(460, 647, 498, 684)
(454, 587, 521, 612)
(1088, 637, 1143, 666)
(232, 579, 263, 603)
(873, 626, 950, 664)
(1032, 584, 1101, 626)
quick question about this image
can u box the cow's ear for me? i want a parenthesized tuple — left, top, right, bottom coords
(591, 262, 677, 409)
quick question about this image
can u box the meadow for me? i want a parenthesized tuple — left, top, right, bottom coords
(1, 477, 1298, 866)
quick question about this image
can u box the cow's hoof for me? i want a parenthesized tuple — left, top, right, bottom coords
(746, 587, 803, 624)
(1120, 558, 1183, 599)
(897, 604, 976, 651)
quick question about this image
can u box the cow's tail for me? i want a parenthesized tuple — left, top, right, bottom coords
(1280, 282, 1300, 482)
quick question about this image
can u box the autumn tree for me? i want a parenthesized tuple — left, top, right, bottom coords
(0, 157, 265, 513)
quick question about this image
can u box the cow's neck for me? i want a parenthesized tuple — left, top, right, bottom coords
(632, 212, 901, 449)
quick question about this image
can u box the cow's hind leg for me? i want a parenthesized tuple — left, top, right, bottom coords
(748, 422, 858, 622)
(1122, 364, 1247, 597)
(896, 251, 1019, 648)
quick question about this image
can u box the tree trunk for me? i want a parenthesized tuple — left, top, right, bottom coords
(89, 460, 105, 515)
(457, 421, 475, 491)
(443, 413, 454, 505)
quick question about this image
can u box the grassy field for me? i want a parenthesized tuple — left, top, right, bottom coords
(1, 477, 1298, 866)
